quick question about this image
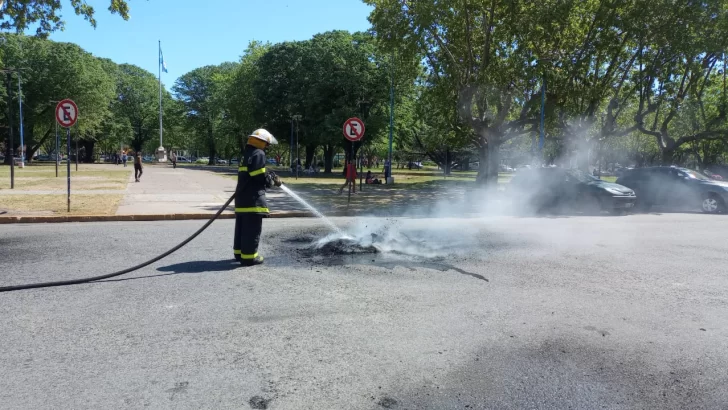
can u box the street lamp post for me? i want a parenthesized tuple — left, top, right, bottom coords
(17, 72, 24, 168)
(4, 72, 15, 189)
(387, 54, 395, 184)
(291, 115, 302, 180)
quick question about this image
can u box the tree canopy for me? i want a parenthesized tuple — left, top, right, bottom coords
(0, 0, 131, 37)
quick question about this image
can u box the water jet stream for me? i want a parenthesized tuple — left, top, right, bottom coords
(280, 184, 343, 234)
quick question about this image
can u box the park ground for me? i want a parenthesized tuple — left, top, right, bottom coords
(0, 163, 497, 217)
(1, 214, 726, 409)
(0, 162, 620, 218)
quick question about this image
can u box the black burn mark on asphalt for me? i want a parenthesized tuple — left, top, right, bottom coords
(389, 337, 722, 409)
(281, 232, 491, 281)
(248, 395, 271, 409)
(165, 381, 189, 400)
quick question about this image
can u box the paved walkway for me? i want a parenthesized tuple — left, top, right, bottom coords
(116, 165, 236, 215)
(0, 190, 124, 195)
(115, 165, 474, 216)
(1, 164, 472, 219)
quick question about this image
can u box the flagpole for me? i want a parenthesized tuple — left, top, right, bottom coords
(158, 40, 163, 150)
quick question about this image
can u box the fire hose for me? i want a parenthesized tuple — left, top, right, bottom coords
(0, 193, 236, 293)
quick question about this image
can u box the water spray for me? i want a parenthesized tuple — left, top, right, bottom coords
(279, 185, 343, 234)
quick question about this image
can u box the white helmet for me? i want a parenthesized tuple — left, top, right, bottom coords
(249, 129, 278, 145)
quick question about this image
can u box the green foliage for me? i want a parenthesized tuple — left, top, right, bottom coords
(0, 0, 131, 37)
(173, 63, 238, 164)
(1, 33, 115, 160)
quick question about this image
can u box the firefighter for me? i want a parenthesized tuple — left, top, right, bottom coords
(234, 129, 282, 266)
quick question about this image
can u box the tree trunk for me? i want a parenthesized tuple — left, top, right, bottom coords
(324, 145, 335, 173)
(305, 144, 317, 169)
(3, 136, 13, 164)
(81, 140, 95, 163)
(207, 121, 215, 166)
(476, 139, 500, 186)
(444, 148, 451, 175)
(660, 147, 675, 165)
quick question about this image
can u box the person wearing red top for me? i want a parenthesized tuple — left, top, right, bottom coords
(338, 160, 357, 194)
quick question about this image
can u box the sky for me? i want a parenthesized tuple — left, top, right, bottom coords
(48, 0, 374, 89)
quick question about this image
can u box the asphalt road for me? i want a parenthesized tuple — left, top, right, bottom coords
(1, 214, 727, 409)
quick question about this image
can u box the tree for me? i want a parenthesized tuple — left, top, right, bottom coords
(111, 64, 169, 153)
(254, 31, 398, 173)
(227, 41, 270, 138)
(1, 33, 114, 163)
(409, 75, 475, 173)
(366, 0, 545, 185)
(174, 63, 238, 165)
(634, 0, 728, 164)
(1, 0, 131, 37)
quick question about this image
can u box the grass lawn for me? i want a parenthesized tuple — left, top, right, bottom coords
(0, 194, 125, 215)
(0, 164, 131, 191)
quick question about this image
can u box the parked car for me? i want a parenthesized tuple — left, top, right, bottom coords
(215, 158, 227, 165)
(229, 158, 239, 165)
(616, 166, 728, 213)
(176, 156, 190, 163)
(142, 156, 154, 163)
(507, 167, 636, 214)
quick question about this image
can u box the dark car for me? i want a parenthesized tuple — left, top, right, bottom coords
(616, 166, 728, 213)
(507, 167, 636, 214)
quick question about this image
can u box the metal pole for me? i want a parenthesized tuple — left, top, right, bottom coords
(295, 118, 299, 180)
(66, 128, 71, 212)
(387, 54, 395, 184)
(18, 73, 24, 168)
(348, 145, 353, 205)
(290, 117, 294, 169)
(359, 143, 363, 191)
(6, 73, 15, 189)
(158, 40, 163, 149)
(539, 71, 546, 153)
(75, 129, 79, 171)
(55, 121, 59, 177)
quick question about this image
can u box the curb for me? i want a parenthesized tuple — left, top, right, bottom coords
(0, 211, 355, 224)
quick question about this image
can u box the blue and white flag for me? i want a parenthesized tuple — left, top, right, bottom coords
(159, 45, 168, 73)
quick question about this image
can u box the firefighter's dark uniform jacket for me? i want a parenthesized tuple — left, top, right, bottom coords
(233, 144, 273, 261)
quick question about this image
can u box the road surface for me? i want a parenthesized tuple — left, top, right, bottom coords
(1, 214, 727, 409)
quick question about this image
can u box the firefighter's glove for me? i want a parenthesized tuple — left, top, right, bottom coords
(265, 172, 283, 188)
(273, 174, 283, 187)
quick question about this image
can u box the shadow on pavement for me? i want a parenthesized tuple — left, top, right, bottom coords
(156, 259, 241, 274)
(98, 260, 241, 284)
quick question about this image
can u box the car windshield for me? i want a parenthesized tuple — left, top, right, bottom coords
(682, 169, 709, 180)
(565, 169, 599, 183)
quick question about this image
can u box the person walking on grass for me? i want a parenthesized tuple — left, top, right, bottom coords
(170, 151, 177, 169)
(134, 152, 143, 182)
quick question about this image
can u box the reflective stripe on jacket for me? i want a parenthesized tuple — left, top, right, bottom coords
(235, 145, 269, 215)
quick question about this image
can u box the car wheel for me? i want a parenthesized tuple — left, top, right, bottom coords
(581, 195, 603, 215)
(634, 200, 652, 213)
(701, 194, 724, 214)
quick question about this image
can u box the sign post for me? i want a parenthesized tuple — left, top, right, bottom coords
(343, 118, 365, 204)
(56, 99, 79, 213)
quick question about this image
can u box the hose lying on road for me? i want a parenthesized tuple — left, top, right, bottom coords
(0, 193, 236, 293)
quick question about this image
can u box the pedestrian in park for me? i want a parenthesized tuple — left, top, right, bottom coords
(170, 151, 177, 169)
(134, 152, 143, 182)
(122, 151, 127, 167)
(338, 160, 357, 194)
(234, 129, 282, 266)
